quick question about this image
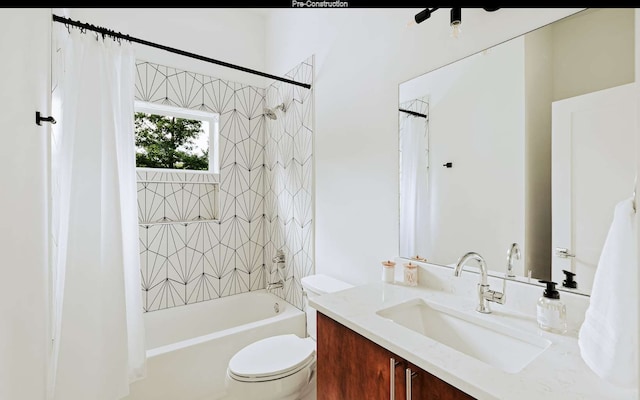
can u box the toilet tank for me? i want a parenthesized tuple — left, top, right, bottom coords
(301, 274, 353, 340)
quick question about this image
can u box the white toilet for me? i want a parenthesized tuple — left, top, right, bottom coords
(224, 274, 353, 400)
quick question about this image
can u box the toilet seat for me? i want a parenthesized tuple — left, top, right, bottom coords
(228, 334, 315, 383)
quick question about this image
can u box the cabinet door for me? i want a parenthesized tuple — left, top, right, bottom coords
(405, 363, 475, 400)
(317, 312, 476, 400)
(317, 312, 403, 400)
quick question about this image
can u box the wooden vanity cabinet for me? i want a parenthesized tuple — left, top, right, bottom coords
(404, 361, 476, 400)
(317, 312, 475, 400)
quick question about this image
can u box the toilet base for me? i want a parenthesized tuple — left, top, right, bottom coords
(298, 371, 316, 400)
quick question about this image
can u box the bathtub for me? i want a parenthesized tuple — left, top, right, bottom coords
(123, 290, 306, 400)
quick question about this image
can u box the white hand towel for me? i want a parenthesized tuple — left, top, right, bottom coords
(578, 196, 637, 388)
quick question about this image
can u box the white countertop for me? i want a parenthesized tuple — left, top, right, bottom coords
(309, 264, 638, 400)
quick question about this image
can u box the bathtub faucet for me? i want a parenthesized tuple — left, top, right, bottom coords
(267, 280, 283, 292)
(271, 249, 286, 285)
(272, 250, 285, 265)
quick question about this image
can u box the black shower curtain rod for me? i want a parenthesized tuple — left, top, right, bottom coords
(52, 14, 312, 90)
(398, 108, 427, 118)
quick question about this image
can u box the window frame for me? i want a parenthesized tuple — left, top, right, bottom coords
(134, 100, 220, 174)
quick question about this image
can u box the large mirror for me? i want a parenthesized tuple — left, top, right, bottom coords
(398, 8, 636, 295)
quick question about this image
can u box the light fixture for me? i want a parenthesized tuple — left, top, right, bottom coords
(415, 7, 438, 24)
(450, 7, 462, 39)
(412, 8, 500, 37)
(407, 7, 438, 27)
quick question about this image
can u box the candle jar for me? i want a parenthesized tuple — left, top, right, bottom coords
(381, 260, 396, 283)
(403, 262, 418, 286)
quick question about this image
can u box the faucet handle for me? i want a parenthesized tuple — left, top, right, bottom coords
(483, 288, 505, 305)
(272, 249, 285, 263)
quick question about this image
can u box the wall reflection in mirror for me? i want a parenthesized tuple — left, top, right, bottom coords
(398, 8, 636, 295)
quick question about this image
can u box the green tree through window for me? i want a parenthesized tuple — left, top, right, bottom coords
(135, 112, 209, 170)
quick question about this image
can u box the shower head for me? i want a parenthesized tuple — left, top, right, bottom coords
(264, 102, 287, 120)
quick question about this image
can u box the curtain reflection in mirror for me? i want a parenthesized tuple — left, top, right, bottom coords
(399, 97, 430, 259)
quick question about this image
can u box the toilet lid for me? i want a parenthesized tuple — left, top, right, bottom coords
(228, 334, 315, 381)
(301, 274, 353, 295)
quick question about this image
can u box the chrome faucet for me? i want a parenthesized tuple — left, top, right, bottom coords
(266, 280, 283, 292)
(267, 250, 286, 292)
(506, 243, 521, 278)
(272, 250, 285, 264)
(454, 251, 505, 314)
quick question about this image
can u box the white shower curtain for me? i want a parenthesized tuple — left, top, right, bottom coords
(49, 27, 146, 400)
(399, 115, 430, 258)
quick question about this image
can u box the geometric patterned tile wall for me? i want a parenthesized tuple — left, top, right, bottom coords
(135, 61, 267, 312)
(137, 179, 219, 224)
(264, 56, 314, 309)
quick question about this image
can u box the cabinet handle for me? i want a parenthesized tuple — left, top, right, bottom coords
(405, 368, 417, 399)
(390, 358, 399, 400)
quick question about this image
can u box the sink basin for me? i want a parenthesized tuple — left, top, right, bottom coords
(376, 298, 551, 373)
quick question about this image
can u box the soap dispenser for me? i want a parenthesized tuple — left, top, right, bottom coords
(562, 269, 577, 289)
(536, 280, 567, 334)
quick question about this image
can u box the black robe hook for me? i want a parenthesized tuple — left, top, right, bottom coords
(36, 111, 56, 126)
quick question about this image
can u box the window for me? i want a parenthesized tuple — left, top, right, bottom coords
(134, 101, 219, 173)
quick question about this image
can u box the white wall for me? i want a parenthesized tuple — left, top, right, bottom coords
(69, 8, 268, 88)
(264, 8, 583, 285)
(0, 8, 50, 400)
(552, 8, 634, 101)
